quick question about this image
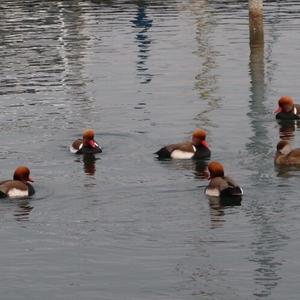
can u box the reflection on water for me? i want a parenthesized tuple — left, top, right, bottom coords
(275, 164, 300, 178)
(156, 157, 209, 180)
(250, 223, 287, 299)
(0, 0, 95, 133)
(208, 197, 225, 229)
(131, 0, 153, 84)
(189, 0, 221, 128)
(247, 44, 269, 164)
(56, 1, 96, 125)
(0, 199, 33, 222)
(56, 2, 90, 88)
(208, 196, 242, 229)
(14, 199, 33, 222)
(247, 22, 286, 298)
(74, 153, 99, 175)
(1, 0, 300, 299)
(83, 153, 97, 175)
(278, 120, 299, 141)
(194, 159, 209, 179)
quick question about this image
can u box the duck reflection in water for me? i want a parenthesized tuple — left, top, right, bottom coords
(208, 192, 243, 229)
(156, 155, 210, 180)
(274, 140, 300, 179)
(209, 197, 225, 229)
(83, 153, 97, 175)
(14, 199, 33, 222)
(0, 198, 33, 222)
(277, 119, 300, 142)
(194, 159, 209, 179)
(74, 153, 98, 175)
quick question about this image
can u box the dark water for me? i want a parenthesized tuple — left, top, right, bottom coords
(1, 0, 300, 299)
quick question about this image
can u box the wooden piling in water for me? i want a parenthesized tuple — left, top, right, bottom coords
(249, 0, 264, 45)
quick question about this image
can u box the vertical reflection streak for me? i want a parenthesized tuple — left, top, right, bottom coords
(190, 0, 221, 129)
(131, 0, 153, 84)
(247, 25, 286, 298)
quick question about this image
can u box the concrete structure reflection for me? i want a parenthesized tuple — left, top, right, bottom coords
(247, 16, 286, 298)
(131, 0, 153, 84)
(188, 0, 220, 129)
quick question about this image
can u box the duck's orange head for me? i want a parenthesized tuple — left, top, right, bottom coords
(192, 128, 209, 148)
(208, 161, 224, 179)
(83, 129, 97, 148)
(275, 96, 294, 113)
(13, 166, 33, 182)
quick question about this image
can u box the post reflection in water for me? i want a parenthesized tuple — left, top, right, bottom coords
(131, 0, 153, 84)
(188, 0, 228, 229)
(189, 0, 220, 129)
(0, 0, 95, 133)
(247, 30, 287, 298)
(56, 1, 96, 117)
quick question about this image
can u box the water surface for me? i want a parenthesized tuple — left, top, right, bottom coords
(1, 0, 300, 299)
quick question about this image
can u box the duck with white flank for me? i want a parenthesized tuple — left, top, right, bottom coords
(155, 128, 211, 159)
(205, 161, 243, 198)
(0, 166, 34, 198)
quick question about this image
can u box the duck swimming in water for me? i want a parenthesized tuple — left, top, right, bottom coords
(70, 129, 102, 154)
(155, 128, 211, 159)
(275, 96, 300, 120)
(205, 161, 243, 198)
(0, 166, 35, 198)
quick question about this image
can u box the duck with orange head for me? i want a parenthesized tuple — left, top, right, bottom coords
(275, 96, 300, 120)
(205, 161, 243, 198)
(70, 129, 102, 154)
(0, 166, 35, 198)
(155, 128, 211, 159)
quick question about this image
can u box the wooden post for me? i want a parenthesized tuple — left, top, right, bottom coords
(249, 0, 264, 45)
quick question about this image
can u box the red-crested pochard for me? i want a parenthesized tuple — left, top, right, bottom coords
(70, 129, 102, 154)
(0, 166, 34, 198)
(205, 161, 243, 197)
(275, 96, 300, 120)
(155, 128, 211, 159)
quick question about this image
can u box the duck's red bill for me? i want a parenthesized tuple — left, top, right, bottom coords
(201, 140, 209, 148)
(274, 107, 282, 113)
(89, 140, 97, 148)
